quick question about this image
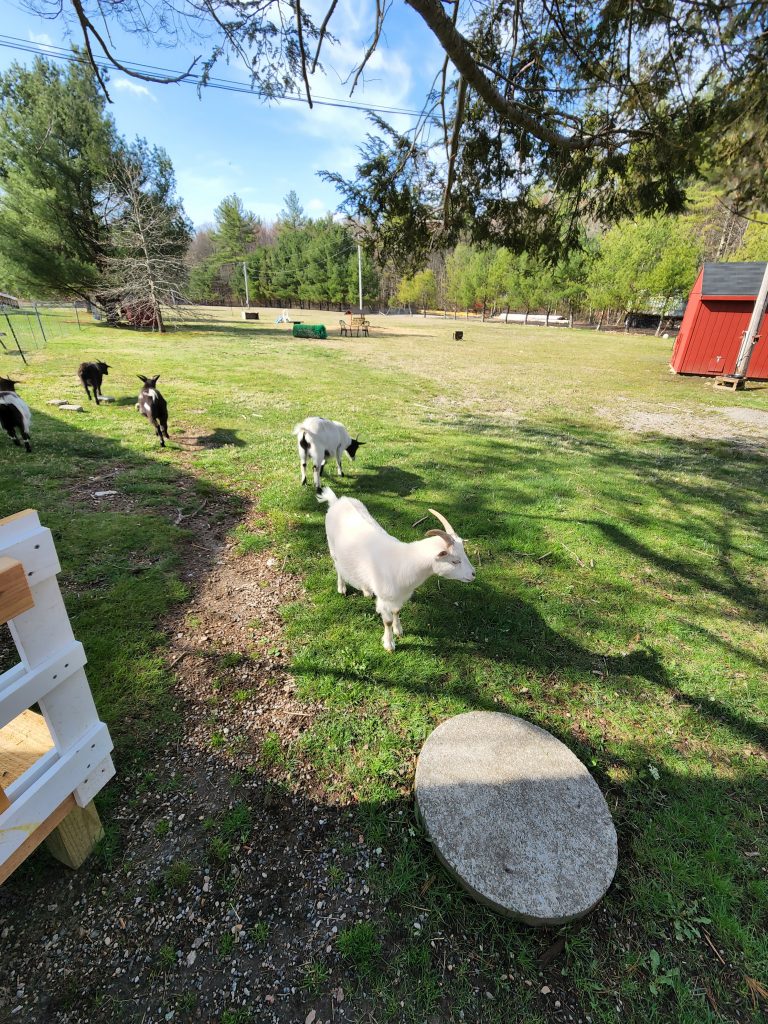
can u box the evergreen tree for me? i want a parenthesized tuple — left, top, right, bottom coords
(279, 190, 306, 230)
(0, 56, 115, 298)
(212, 195, 260, 257)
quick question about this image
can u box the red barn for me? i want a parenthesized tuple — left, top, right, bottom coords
(670, 262, 768, 379)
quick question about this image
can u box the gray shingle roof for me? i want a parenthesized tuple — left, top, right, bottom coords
(702, 262, 768, 297)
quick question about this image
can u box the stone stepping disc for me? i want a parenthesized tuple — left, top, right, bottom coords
(414, 711, 617, 925)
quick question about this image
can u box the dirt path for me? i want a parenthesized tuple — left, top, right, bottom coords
(0, 453, 382, 1024)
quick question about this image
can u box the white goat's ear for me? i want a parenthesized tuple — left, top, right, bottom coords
(426, 528, 453, 545)
(436, 549, 450, 558)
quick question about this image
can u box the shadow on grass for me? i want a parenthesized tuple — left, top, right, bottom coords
(291, 410, 768, 755)
(0, 408, 243, 767)
(175, 426, 248, 449)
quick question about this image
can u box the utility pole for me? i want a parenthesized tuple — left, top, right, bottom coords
(242, 262, 250, 308)
(357, 243, 363, 313)
(733, 262, 768, 381)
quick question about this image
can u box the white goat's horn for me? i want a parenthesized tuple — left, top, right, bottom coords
(425, 528, 453, 546)
(428, 508, 456, 536)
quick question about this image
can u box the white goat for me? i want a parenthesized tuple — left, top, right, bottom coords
(317, 487, 475, 651)
(292, 417, 363, 488)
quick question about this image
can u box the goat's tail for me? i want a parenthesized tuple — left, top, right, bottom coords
(292, 425, 312, 451)
(315, 486, 338, 507)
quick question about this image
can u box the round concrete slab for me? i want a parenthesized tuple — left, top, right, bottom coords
(414, 712, 617, 925)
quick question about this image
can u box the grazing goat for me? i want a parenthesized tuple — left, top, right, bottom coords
(136, 375, 169, 447)
(317, 488, 475, 651)
(0, 377, 32, 453)
(292, 416, 364, 488)
(78, 360, 111, 405)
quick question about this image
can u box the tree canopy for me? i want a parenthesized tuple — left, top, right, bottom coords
(0, 55, 191, 319)
(0, 57, 115, 298)
(27, 1, 768, 263)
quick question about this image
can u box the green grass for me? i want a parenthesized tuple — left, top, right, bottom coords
(2, 306, 767, 1022)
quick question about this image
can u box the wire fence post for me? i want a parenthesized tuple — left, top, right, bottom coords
(4, 313, 27, 365)
(33, 304, 47, 344)
(73, 302, 81, 329)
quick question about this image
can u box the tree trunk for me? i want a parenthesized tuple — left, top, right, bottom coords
(505, 304, 510, 323)
(655, 298, 671, 336)
(568, 302, 574, 328)
(595, 309, 604, 331)
(545, 304, 551, 326)
(524, 306, 530, 325)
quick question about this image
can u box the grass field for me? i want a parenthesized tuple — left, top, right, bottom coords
(2, 307, 767, 1023)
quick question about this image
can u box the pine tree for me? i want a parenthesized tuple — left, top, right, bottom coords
(212, 195, 260, 258)
(0, 56, 115, 298)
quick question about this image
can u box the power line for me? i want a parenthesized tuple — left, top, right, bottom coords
(0, 34, 424, 119)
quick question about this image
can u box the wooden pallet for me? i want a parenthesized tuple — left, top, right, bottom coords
(715, 375, 746, 390)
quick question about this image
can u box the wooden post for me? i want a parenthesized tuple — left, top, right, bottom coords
(733, 262, 768, 379)
(45, 800, 104, 869)
(0, 557, 35, 621)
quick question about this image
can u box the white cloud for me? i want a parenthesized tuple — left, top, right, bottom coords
(113, 77, 157, 101)
(29, 31, 54, 49)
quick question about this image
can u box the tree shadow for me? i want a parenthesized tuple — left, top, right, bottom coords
(0, 407, 242, 756)
(358, 463, 424, 496)
(175, 426, 247, 449)
(293, 409, 768, 757)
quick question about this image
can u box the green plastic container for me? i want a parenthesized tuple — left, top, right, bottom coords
(292, 324, 327, 339)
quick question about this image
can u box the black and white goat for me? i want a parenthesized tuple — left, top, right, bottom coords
(0, 377, 32, 453)
(292, 416, 364, 487)
(78, 360, 111, 405)
(136, 375, 169, 447)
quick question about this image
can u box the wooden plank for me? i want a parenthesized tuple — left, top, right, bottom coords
(0, 639, 86, 729)
(45, 799, 103, 869)
(0, 793, 75, 885)
(0, 709, 54, 790)
(0, 720, 111, 869)
(0, 526, 61, 587)
(0, 510, 38, 532)
(0, 558, 34, 625)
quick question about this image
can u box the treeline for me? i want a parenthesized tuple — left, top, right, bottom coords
(187, 192, 379, 309)
(396, 192, 768, 329)
(0, 57, 190, 331)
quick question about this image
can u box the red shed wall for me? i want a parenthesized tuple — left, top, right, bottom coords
(670, 270, 702, 372)
(671, 276, 768, 378)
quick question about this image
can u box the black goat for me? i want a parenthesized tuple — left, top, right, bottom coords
(137, 375, 169, 447)
(78, 360, 111, 405)
(0, 377, 32, 452)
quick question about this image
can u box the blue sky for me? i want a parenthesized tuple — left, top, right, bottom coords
(0, 0, 444, 227)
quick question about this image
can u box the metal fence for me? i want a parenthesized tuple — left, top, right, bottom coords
(0, 302, 89, 365)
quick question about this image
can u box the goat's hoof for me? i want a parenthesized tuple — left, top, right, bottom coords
(383, 638, 396, 652)
(363, 589, 373, 598)
(337, 585, 347, 595)
(393, 622, 403, 637)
